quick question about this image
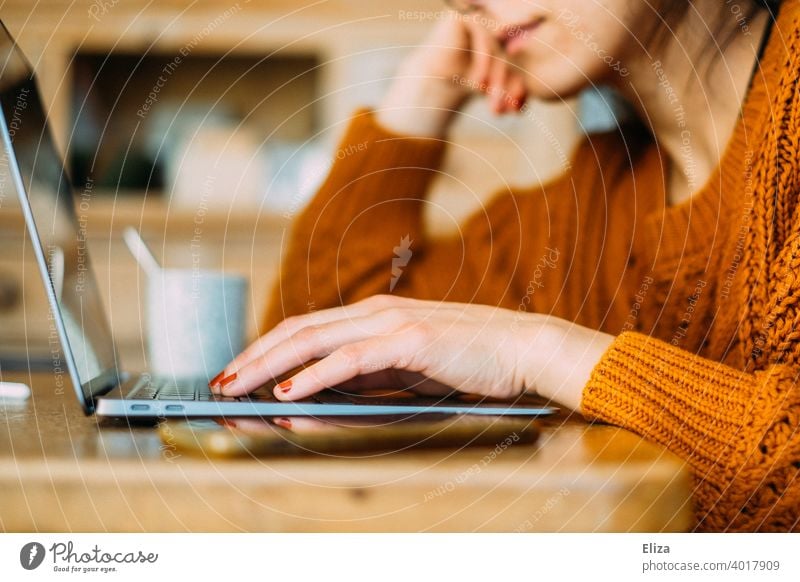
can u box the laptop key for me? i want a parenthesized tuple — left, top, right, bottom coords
(158, 393, 196, 400)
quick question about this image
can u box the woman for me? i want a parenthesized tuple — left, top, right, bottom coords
(211, 0, 799, 531)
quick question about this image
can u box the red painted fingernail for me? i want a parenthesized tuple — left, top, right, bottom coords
(275, 417, 292, 429)
(278, 379, 292, 393)
(219, 373, 238, 388)
(209, 371, 225, 387)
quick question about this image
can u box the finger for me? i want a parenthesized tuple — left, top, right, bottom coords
(271, 416, 331, 432)
(231, 417, 284, 433)
(273, 333, 426, 401)
(232, 416, 329, 433)
(272, 416, 332, 432)
(329, 368, 410, 392)
(212, 295, 410, 384)
(217, 312, 410, 396)
(465, 21, 493, 89)
(487, 59, 509, 114)
(216, 295, 468, 385)
(319, 368, 455, 397)
(505, 72, 528, 112)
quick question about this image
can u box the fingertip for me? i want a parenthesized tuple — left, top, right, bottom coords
(208, 370, 226, 388)
(274, 417, 292, 429)
(272, 385, 293, 401)
(220, 385, 241, 397)
(219, 374, 251, 397)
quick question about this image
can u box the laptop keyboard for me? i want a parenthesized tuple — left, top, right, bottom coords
(127, 376, 286, 402)
(126, 375, 373, 404)
(125, 375, 531, 409)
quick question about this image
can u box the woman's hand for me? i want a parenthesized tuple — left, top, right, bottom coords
(210, 295, 615, 411)
(376, 12, 528, 137)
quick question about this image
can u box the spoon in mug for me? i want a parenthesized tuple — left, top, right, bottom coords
(123, 227, 161, 276)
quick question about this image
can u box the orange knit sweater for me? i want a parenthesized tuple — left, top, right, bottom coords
(264, 3, 800, 531)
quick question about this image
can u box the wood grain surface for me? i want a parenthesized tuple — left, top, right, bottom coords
(0, 371, 693, 532)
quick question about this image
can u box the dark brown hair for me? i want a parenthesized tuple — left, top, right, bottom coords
(649, 0, 780, 77)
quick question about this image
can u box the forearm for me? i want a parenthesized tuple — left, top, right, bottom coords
(376, 70, 465, 138)
(521, 315, 615, 411)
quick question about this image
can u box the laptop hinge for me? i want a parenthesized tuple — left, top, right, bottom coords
(83, 367, 124, 400)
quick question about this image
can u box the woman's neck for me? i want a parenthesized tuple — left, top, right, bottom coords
(614, 3, 771, 206)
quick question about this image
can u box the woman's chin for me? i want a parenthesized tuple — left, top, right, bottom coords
(524, 77, 591, 102)
(516, 55, 611, 101)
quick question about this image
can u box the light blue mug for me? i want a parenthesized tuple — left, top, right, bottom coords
(147, 269, 247, 380)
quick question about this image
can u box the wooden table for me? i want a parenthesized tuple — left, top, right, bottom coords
(0, 371, 693, 532)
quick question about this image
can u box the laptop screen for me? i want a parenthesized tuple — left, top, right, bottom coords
(0, 23, 119, 407)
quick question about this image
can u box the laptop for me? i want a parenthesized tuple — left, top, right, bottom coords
(0, 21, 557, 419)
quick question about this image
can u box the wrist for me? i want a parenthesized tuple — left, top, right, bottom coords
(376, 68, 467, 138)
(520, 315, 615, 412)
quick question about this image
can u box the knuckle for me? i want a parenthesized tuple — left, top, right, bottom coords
(336, 344, 365, 371)
(293, 324, 322, 344)
(380, 307, 411, 329)
(364, 294, 397, 309)
(405, 322, 432, 347)
(279, 314, 303, 334)
(252, 354, 276, 376)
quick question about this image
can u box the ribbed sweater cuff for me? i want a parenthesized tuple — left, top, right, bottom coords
(581, 331, 762, 472)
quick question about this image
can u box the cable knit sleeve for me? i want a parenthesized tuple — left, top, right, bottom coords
(582, 331, 800, 531)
